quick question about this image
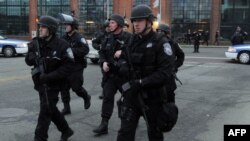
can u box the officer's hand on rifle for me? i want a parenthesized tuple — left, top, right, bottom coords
(103, 62, 110, 72)
(130, 79, 143, 91)
(122, 79, 143, 93)
(114, 50, 122, 58)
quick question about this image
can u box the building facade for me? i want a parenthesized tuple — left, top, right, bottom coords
(0, 0, 249, 44)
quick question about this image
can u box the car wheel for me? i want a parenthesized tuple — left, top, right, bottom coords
(3, 46, 15, 57)
(238, 52, 250, 64)
(90, 58, 99, 64)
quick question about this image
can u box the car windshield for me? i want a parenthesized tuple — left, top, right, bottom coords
(0, 35, 7, 40)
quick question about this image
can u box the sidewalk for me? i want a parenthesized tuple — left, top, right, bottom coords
(180, 44, 229, 48)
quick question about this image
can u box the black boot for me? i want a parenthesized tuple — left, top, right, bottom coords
(60, 128, 74, 141)
(93, 118, 108, 134)
(61, 102, 71, 115)
(83, 94, 91, 109)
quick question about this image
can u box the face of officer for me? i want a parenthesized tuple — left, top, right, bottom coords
(39, 26, 50, 38)
(109, 20, 118, 32)
(132, 19, 147, 34)
(65, 24, 73, 33)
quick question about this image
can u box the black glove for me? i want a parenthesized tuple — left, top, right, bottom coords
(39, 74, 50, 84)
(122, 79, 144, 93)
(28, 52, 37, 64)
(129, 79, 143, 92)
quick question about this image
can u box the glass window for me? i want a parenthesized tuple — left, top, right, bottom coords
(171, 0, 211, 40)
(221, 0, 250, 40)
(79, 0, 113, 39)
(0, 0, 29, 35)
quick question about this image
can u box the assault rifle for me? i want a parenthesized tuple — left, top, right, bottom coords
(120, 38, 150, 129)
(31, 22, 50, 111)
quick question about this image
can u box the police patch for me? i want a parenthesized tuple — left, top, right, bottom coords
(81, 38, 87, 44)
(66, 48, 74, 60)
(163, 43, 173, 56)
(146, 42, 153, 48)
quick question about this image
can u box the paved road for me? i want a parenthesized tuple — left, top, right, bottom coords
(0, 47, 249, 141)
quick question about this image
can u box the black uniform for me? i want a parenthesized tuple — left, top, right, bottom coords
(117, 30, 174, 141)
(25, 35, 74, 141)
(193, 32, 201, 53)
(92, 30, 109, 51)
(166, 38, 185, 103)
(60, 31, 90, 110)
(98, 31, 131, 121)
(231, 31, 245, 45)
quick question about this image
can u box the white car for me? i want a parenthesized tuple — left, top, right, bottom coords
(0, 35, 29, 57)
(86, 40, 99, 64)
(225, 44, 250, 64)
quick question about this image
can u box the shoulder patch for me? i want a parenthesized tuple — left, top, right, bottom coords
(146, 42, 153, 48)
(66, 48, 74, 60)
(81, 38, 87, 44)
(163, 43, 173, 56)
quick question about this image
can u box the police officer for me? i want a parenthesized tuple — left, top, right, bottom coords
(25, 16, 74, 141)
(116, 5, 174, 141)
(60, 16, 91, 115)
(156, 23, 185, 103)
(93, 14, 132, 135)
(92, 20, 111, 99)
(231, 26, 247, 45)
(193, 31, 201, 53)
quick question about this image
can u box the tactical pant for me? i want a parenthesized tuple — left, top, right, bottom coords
(117, 101, 163, 141)
(60, 68, 88, 103)
(101, 75, 121, 120)
(35, 88, 70, 141)
(166, 76, 177, 103)
(194, 43, 199, 52)
(60, 81, 70, 104)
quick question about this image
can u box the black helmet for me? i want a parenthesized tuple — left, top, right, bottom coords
(38, 16, 59, 34)
(71, 18, 79, 29)
(157, 24, 170, 33)
(130, 4, 156, 22)
(156, 103, 178, 132)
(109, 14, 124, 26)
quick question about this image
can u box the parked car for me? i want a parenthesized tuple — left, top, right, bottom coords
(225, 44, 250, 64)
(86, 39, 99, 64)
(0, 35, 29, 57)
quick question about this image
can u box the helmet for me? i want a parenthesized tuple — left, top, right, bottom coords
(156, 102, 178, 132)
(58, 13, 79, 29)
(71, 18, 79, 29)
(109, 14, 124, 26)
(38, 16, 59, 34)
(157, 24, 170, 33)
(130, 5, 156, 22)
(103, 20, 109, 28)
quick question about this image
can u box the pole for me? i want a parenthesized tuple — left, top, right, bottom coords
(107, 0, 109, 19)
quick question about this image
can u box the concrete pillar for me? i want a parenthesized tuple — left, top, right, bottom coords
(210, 0, 221, 45)
(70, 0, 79, 18)
(29, 0, 38, 39)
